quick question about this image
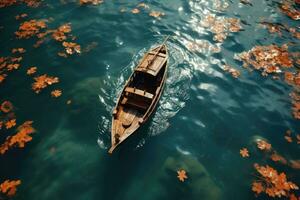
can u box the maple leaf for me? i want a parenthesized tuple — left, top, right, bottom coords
(252, 182, 264, 194)
(257, 140, 272, 151)
(5, 119, 16, 129)
(0, 180, 21, 197)
(177, 169, 188, 182)
(240, 148, 249, 157)
(27, 67, 37, 75)
(51, 89, 62, 98)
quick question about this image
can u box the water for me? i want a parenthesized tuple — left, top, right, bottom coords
(0, 0, 299, 199)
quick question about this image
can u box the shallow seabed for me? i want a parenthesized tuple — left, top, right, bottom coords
(0, 0, 299, 200)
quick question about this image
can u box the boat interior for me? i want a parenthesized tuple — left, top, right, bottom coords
(111, 45, 167, 150)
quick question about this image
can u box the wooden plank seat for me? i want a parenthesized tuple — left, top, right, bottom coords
(125, 87, 154, 99)
(121, 97, 149, 110)
(148, 52, 166, 58)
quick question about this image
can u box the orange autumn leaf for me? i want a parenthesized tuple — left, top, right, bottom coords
(52, 23, 71, 42)
(5, 119, 16, 129)
(27, 67, 37, 75)
(252, 182, 264, 195)
(296, 134, 300, 144)
(131, 8, 140, 14)
(6, 63, 20, 71)
(223, 65, 241, 78)
(240, 148, 249, 157)
(62, 41, 81, 55)
(285, 135, 293, 143)
(32, 74, 59, 93)
(257, 140, 272, 151)
(79, 0, 103, 5)
(0, 180, 21, 197)
(177, 169, 188, 182)
(137, 3, 149, 9)
(1, 101, 13, 113)
(0, 74, 7, 83)
(51, 89, 62, 98)
(270, 153, 287, 165)
(149, 11, 165, 18)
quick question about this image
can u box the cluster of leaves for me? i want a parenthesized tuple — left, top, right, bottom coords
(15, 18, 81, 57)
(0, 121, 36, 154)
(235, 44, 297, 76)
(201, 14, 242, 43)
(15, 19, 47, 39)
(252, 164, 298, 198)
(32, 74, 59, 93)
(260, 22, 300, 40)
(280, 1, 300, 20)
(0, 180, 21, 197)
(240, 134, 300, 198)
(0, 0, 40, 8)
(0, 101, 35, 154)
(222, 64, 241, 78)
(234, 43, 300, 119)
(0, 48, 26, 84)
(284, 129, 300, 144)
(0, 101, 16, 130)
(121, 3, 165, 19)
(79, 0, 103, 5)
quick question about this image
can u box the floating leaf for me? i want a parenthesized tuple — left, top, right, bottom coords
(5, 119, 16, 129)
(240, 148, 250, 157)
(51, 89, 62, 98)
(252, 163, 299, 198)
(79, 0, 103, 5)
(257, 140, 272, 151)
(32, 74, 59, 93)
(1, 101, 13, 113)
(131, 8, 140, 14)
(27, 66, 37, 75)
(0, 180, 21, 197)
(177, 169, 188, 182)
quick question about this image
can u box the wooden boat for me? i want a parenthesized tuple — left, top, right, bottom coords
(109, 38, 169, 153)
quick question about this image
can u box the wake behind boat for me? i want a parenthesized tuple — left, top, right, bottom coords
(109, 38, 169, 153)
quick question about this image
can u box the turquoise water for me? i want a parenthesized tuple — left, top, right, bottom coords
(0, 0, 300, 199)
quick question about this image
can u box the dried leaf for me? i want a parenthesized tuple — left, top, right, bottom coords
(240, 148, 250, 157)
(177, 169, 188, 182)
